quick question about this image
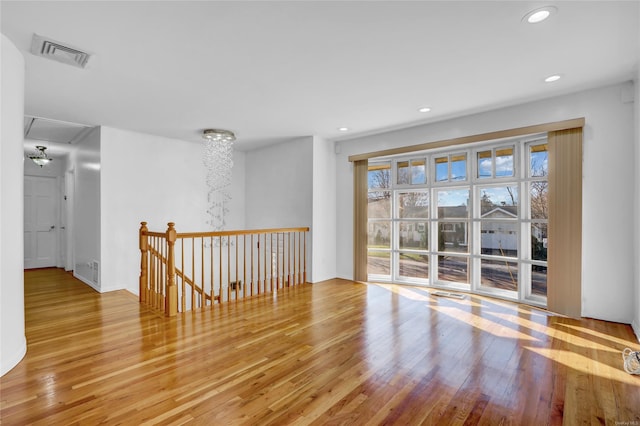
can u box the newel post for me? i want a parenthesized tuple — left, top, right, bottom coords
(165, 222, 178, 317)
(303, 231, 307, 284)
(139, 222, 148, 303)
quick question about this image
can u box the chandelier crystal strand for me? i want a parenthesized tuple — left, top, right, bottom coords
(203, 134, 234, 231)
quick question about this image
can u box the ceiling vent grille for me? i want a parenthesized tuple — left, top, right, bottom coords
(30, 34, 91, 68)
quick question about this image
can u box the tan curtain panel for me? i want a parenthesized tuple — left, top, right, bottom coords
(547, 127, 583, 318)
(353, 159, 368, 282)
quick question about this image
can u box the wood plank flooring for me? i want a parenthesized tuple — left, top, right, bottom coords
(1, 268, 639, 425)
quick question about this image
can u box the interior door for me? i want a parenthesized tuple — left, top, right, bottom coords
(24, 175, 58, 269)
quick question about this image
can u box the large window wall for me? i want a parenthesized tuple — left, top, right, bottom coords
(367, 137, 548, 306)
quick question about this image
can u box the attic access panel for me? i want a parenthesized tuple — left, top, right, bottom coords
(24, 116, 93, 144)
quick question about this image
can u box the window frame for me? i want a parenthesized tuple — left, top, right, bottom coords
(367, 135, 548, 307)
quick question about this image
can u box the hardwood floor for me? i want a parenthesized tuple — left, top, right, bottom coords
(1, 269, 639, 425)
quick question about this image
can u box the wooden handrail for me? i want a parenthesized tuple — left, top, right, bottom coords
(174, 227, 310, 238)
(140, 222, 310, 316)
(144, 231, 169, 238)
(145, 227, 309, 239)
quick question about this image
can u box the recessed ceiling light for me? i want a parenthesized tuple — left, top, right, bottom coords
(338, 127, 349, 132)
(418, 107, 431, 113)
(544, 74, 562, 83)
(523, 6, 557, 24)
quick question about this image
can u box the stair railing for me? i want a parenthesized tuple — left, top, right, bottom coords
(139, 222, 309, 316)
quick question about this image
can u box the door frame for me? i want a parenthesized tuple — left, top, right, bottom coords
(64, 169, 75, 272)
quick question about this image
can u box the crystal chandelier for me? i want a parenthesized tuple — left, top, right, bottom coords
(29, 145, 53, 167)
(203, 129, 235, 231)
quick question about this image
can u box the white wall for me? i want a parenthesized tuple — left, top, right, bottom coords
(634, 69, 640, 340)
(311, 136, 337, 282)
(100, 126, 245, 294)
(71, 127, 101, 290)
(228, 151, 246, 231)
(1, 34, 26, 376)
(633, 0, 640, 343)
(245, 136, 313, 228)
(245, 136, 313, 280)
(336, 82, 636, 324)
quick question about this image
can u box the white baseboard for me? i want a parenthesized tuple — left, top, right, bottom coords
(73, 272, 100, 293)
(98, 286, 123, 293)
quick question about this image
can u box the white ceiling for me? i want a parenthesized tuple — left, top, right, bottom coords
(1, 1, 638, 151)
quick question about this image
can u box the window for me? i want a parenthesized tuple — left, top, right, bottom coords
(367, 137, 548, 306)
(495, 147, 514, 177)
(369, 163, 391, 189)
(397, 158, 426, 185)
(526, 142, 548, 300)
(477, 146, 514, 178)
(436, 189, 469, 262)
(435, 153, 467, 182)
(398, 191, 429, 218)
(367, 162, 392, 277)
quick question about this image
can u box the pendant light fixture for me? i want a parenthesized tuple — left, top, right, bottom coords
(29, 145, 53, 167)
(202, 129, 235, 231)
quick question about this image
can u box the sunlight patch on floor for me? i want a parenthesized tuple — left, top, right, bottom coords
(557, 322, 639, 348)
(433, 305, 540, 342)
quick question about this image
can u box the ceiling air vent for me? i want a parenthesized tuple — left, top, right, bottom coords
(30, 34, 91, 68)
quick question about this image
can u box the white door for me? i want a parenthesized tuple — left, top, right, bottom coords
(24, 175, 58, 269)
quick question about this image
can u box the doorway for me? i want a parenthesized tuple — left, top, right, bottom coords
(24, 175, 59, 269)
